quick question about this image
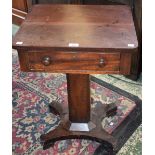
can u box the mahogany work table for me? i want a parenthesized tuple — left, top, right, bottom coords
(13, 4, 138, 154)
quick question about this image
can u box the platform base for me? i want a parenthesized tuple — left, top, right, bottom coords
(40, 101, 117, 151)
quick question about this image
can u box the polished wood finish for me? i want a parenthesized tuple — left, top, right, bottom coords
(120, 53, 132, 74)
(35, 0, 83, 4)
(13, 0, 142, 79)
(12, 8, 27, 25)
(128, 0, 142, 80)
(12, 0, 32, 25)
(12, 5, 138, 51)
(13, 5, 139, 154)
(13, 5, 137, 76)
(13, 0, 28, 12)
(67, 74, 90, 122)
(18, 51, 121, 74)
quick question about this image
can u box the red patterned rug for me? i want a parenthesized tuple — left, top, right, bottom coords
(12, 51, 136, 155)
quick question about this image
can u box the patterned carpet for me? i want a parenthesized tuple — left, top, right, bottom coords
(12, 49, 142, 155)
(93, 76, 142, 155)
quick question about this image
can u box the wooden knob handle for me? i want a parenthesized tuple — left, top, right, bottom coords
(42, 56, 51, 66)
(99, 58, 105, 67)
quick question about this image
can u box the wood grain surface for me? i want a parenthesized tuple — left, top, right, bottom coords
(13, 5, 138, 51)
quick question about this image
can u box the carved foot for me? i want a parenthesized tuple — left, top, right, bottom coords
(105, 103, 117, 117)
(40, 134, 55, 150)
(49, 101, 68, 118)
(93, 142, 114, 155)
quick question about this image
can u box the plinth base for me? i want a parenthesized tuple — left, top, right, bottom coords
(40, 101, 117, 151)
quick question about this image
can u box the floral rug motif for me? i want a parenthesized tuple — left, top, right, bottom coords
(12, 50, 139, 155)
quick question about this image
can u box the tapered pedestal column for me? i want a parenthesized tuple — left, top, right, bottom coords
(67, 74, 96, 131)
(67, 74, 90, 123)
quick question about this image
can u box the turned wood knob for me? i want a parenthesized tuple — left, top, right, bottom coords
(99, 58, 105, 67)
(42, 56, 51, 66)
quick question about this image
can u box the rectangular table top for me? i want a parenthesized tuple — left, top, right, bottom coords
(13, 4, 138, 52)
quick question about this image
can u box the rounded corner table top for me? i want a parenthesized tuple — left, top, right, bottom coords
(13, 4, 138, 51)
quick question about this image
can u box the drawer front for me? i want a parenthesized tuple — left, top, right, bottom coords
(20, 51, 121, 74)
